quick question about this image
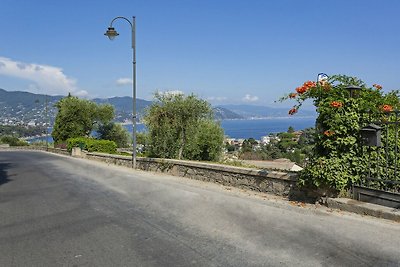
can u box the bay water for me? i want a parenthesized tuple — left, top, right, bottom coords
(28, 116, 316, 143)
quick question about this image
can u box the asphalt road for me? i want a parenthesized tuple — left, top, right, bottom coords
(0, 151, 399, 267)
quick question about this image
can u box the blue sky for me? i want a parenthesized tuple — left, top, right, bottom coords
(1, 0, 400, 107)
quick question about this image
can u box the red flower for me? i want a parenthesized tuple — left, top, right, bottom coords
(373, 84, 383, 90)
(323, 130, 335, 136)
(381, 104, 393, 112)
(294, 81, 317, 95)
(330, 101, 343, 108)
(288, 107, 298, 115)
(289, 93, 297, 99)
(303, 81, 316, 88)
(296, 86, 307, 94)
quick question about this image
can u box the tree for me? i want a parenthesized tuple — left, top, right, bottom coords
(97, 123, 130, 148)
(52, 95, 114, 143)
(277, 132, 297, 152)
(241, 138, 258, 153)
(287, 126, 295, 133)
(0, 136, 28, 146)
(144, 92, 224, 161)
(184, 120, 224, 161)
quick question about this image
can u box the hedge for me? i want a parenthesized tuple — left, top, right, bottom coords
(67, 137, 117, 154)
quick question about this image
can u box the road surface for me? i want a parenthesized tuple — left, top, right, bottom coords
(0, 151, 399, 266)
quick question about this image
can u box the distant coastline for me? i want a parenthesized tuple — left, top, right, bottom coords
(216, 115, 316, 121)
(27, 117, 316, 143)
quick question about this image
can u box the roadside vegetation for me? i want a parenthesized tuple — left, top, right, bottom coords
(228, 127, 315, 166)
(48, 92, 224, 158)
(281, 74, 400, 195)
(51, 94, 129, 154)
(143, 92, 224, 162)
(0, 135, 29, 146)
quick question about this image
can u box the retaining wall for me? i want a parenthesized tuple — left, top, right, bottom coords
(84, 152, 303, 198)
(0, 146, 70, 156)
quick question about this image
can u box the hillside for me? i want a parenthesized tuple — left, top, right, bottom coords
(0, 88, 61, 125)
(0, 89, 153, 125)
(0, 88, 310, 126)
(213, 107, 243, 120)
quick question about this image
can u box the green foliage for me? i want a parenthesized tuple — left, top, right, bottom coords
(277, 132, 297, 152)
(144, 92, 224, 161)
(97, 123, 130, 148)
(67, 137, 87, 151)
(52, 95, 114, 143)
(225, 142, 236, 152)
(281, 74, 400, 192)
(0, 136, 29, 146)
(184, 120, 224, 161)
(86, 139, 117, 154)
(241, 138, 258, 153)
(67, 137, 117, 154)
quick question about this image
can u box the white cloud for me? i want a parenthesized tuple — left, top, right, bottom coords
(207, 96, 228, 101)
(0, 56, 83, 96)
(116, 78, 133, 86)
(242, 94, 259, 102)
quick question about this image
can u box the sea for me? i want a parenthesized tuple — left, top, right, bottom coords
(28, 116, 316, 143)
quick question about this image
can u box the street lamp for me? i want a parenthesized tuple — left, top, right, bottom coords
(104, 16, 137, 169)
(317, 73, 329, 83)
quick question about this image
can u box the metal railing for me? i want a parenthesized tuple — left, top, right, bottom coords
(353, 111, 400, 208)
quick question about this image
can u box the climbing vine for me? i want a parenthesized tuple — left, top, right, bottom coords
(281, 75, 400, 194)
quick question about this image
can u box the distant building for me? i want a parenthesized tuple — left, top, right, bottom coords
(260, 134, 280, 145)
(261, 136, 271, 144)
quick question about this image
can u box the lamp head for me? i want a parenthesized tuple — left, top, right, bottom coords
(345, 85, 362, 98)
(317, 73, 329, 83)
(104, 27, 119, 40)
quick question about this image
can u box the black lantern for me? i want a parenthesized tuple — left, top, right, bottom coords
(360, 124, 382, 147)
(345, 85, 362, 98)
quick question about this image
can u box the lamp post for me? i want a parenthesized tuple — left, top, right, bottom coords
(45, 94, 48, 151)
(104, 16, 137, 168)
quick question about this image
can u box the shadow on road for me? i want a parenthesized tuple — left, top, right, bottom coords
(0, 162, 12, 186)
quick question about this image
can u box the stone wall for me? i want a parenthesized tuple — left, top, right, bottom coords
(0, 146, 70, 156)
(85, 152, 302, 197)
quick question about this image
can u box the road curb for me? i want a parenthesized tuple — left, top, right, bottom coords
(326, 198, 400, 222)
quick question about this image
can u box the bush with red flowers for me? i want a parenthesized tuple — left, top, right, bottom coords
(280, 74, 400, 195)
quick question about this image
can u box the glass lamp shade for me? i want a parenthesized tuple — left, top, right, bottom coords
(104, 27, 119, 40)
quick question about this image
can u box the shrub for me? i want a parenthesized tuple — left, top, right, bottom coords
(67, 137, 117, 154)
(86, 139, 117, 154)
(97, 122, 130, 148)
(66, 137, 88, 152)
(0, 136, 29, 146)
